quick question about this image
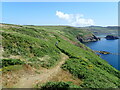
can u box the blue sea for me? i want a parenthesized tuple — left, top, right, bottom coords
(84, 35, 119, 70)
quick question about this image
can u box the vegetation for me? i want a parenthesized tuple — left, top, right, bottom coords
(2, 65, 23, 73)
(2, 59, 24, 67)
(62, 59, 120, 88)
(1, 23, 120, 88)
(35, 81, 81, 89)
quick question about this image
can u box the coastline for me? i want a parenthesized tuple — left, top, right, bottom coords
(84, 36, 119, 70)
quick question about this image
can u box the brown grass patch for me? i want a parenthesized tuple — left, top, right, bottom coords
(2, 64, 35, 88)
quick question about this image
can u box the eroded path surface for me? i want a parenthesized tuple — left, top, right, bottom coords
(14, 53, 69, 88)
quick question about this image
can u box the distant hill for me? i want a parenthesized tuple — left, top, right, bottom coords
(1, 23, 120, 88)
(79, 26, 119, 35)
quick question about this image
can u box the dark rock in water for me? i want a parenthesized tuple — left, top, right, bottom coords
(105, 35, 119, 40)
(95, 50, 110, 54)
(77, 34, 100, 43)
(99, 51, 110, 54)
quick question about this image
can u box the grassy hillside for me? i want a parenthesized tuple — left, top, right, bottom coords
(1, 23, 120, 88)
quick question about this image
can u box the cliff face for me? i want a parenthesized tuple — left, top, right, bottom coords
(76, 34, 100, 43)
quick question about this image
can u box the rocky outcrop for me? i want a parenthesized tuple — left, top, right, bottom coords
(95, 51, 110, 54)
(105, 35, 119, 40)
(77, 34, 100, 43)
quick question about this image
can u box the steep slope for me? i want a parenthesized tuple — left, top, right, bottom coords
(1, 23, 120, 88)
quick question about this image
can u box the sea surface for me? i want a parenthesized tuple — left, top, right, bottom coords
(84, 35, 119, 70)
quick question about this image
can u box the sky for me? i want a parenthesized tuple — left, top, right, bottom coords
(1, 0, 120, 2)
(2, 2, 118, 27)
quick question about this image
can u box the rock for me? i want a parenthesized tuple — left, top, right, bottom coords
(77, 34, 100, 43)
(99, 51, 110, 54)
(105, 35, 119, 40)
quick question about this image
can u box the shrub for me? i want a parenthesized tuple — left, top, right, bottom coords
(2, 59, 25, 67)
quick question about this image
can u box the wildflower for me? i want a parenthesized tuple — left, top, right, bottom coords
(88, 65, 93, 67)
(0, 69, 2, 71)
(83, 58, 87, 61)
(87, 65, 93, 69)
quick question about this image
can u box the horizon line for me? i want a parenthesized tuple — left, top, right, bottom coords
(1, 23, 119, 27)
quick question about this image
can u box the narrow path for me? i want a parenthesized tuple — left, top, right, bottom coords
(14, 53, 68, 88)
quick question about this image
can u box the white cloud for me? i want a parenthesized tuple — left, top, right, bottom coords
(56, 11, 70, 20)
(56, 11, 95, 27)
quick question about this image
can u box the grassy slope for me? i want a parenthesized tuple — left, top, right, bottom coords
(1, 24, 120, 88)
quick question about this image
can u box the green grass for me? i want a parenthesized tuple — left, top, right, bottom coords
(2, 30, 61, 68)
(62, 59, 120, 88)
